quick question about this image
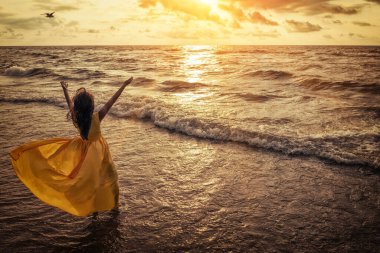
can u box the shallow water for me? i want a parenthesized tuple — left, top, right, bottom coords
(0, 46, 379, 252)
(0, 103, 379, 252)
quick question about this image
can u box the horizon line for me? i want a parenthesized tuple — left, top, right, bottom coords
(0, 44, 379, 47)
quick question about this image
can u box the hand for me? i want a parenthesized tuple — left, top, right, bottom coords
(123, 77, 133, 86)
(60, 81, 68, 90)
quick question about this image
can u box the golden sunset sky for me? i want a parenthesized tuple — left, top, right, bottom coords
(0, 0, 379, 45)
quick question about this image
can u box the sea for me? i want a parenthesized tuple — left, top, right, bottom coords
(0, 46, 379, 252)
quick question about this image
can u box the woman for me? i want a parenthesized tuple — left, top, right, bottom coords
(10, 77, 133, 216)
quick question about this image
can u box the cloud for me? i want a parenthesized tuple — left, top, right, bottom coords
(217, 3, 279, 26)
(333, 20, 342, 24)
(0, 13, 61, 30)
(138, 0, 363, 31)
(139, 0, 222, 24)
(162, 27, 224, 41)
(33, 0, 79, 12)
(234, 0, 363, 15)
(352, 21, 373, 26)
(139, 28, 151, 33)
(65, 21, 78, 27)
(250, 29, 280, 38)
(304, 3, 362, 15)
(52, 5, 79, 12)
(366, 0, 380, 4)
(87, 29, 99, 33)
(34, 4, 79, 12)
(235, 0, 328, 10)
(139, 0, 282, 28)
(218, 3, 246, 22)
(349, 33, 365, 38)
(286, 20, 322, 33)
(33, 0, 57, 3)
(0, 27, 23, 39)
(0, 11, 14, 19)
(249, 12, 278, 26)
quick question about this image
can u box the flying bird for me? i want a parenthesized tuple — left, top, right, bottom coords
(42, 12, 55, 18)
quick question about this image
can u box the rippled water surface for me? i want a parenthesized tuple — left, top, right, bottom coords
(0, 46, 379, 252)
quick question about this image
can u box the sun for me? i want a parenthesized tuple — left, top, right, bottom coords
(199, 0, 225, 18)
(199, 0, 219, 11)
(200, 0, 219, 6)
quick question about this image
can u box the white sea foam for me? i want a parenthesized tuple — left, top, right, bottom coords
(4, 66, 52, 77)
(109, 96, 380, 169)
(4, 66, 30, 76)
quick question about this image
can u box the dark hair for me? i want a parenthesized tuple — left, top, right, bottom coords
(68, 88, 94, 140)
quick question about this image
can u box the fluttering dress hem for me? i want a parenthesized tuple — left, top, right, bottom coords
(10, 112, 119, 217)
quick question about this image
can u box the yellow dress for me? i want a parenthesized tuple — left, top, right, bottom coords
(9, 112, 119, 217)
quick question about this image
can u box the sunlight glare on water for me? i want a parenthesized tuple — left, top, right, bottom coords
(173, 88, 214, 103)
(181, 45, 217, 83)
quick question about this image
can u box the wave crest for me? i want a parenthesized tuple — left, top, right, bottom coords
(111, 96, 379, 169)
(157, 80, 208, 92)
(298, 78, 380, 95)
(1, 94, 378, 169)
(4, 66, 53, 77)
(245, 70, 293, 80)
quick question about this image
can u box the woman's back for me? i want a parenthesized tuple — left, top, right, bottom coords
(9, 77, 133, 216)
(87, 112, 102, 141)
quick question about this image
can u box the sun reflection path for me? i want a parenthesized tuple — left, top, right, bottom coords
(181, 45, 217, 83)
(176, 45, 219, 102)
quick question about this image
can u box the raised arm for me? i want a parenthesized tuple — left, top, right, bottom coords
(60, 81, 73, 112)
(98, 77, 133, 122)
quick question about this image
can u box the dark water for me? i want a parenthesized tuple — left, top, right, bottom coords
(0, 46, 379, 252)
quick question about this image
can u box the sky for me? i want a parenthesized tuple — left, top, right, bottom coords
(0, 0, 379, 45)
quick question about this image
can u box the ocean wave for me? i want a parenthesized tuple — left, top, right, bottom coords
(324, 49, 380, 58)
(287, 51, 305, 55)
(215, 49, 270, 55)
(296, 64, 322, 71)
(4, 66, 54, 77)
(321, 106, 380, 119)
(245, 116, 293, 125)
(163, 47, 181, 52)
(245, 70, 293, 80)
(115, 58, 138, 63)
(143, 67, 157, 71)
(1, 94, 378, 169)
(0, 97, 62, 106)
(110, 96, 379, 169)
(73, 68, 106, 77)
(29, 52, 59, 59)
(131, 77, 156, 87)
(222, 92, 283, 102)
(297, 78, 380, 95)
(57, 58, 71, 63)
(331, 51, 345, 57)
(157, 80, 208, 92)
(58, 68, 107, 80)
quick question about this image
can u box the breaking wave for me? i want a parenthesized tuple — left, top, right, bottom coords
(1, 94, 378, 169)
(245, 70, 293, 79)
(297, 78, 380, 95)
(109, 96, 379, 169)
(157, 80, 208, 92)
(4, 66, 54, 77)
(222, 92, 283, 102)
